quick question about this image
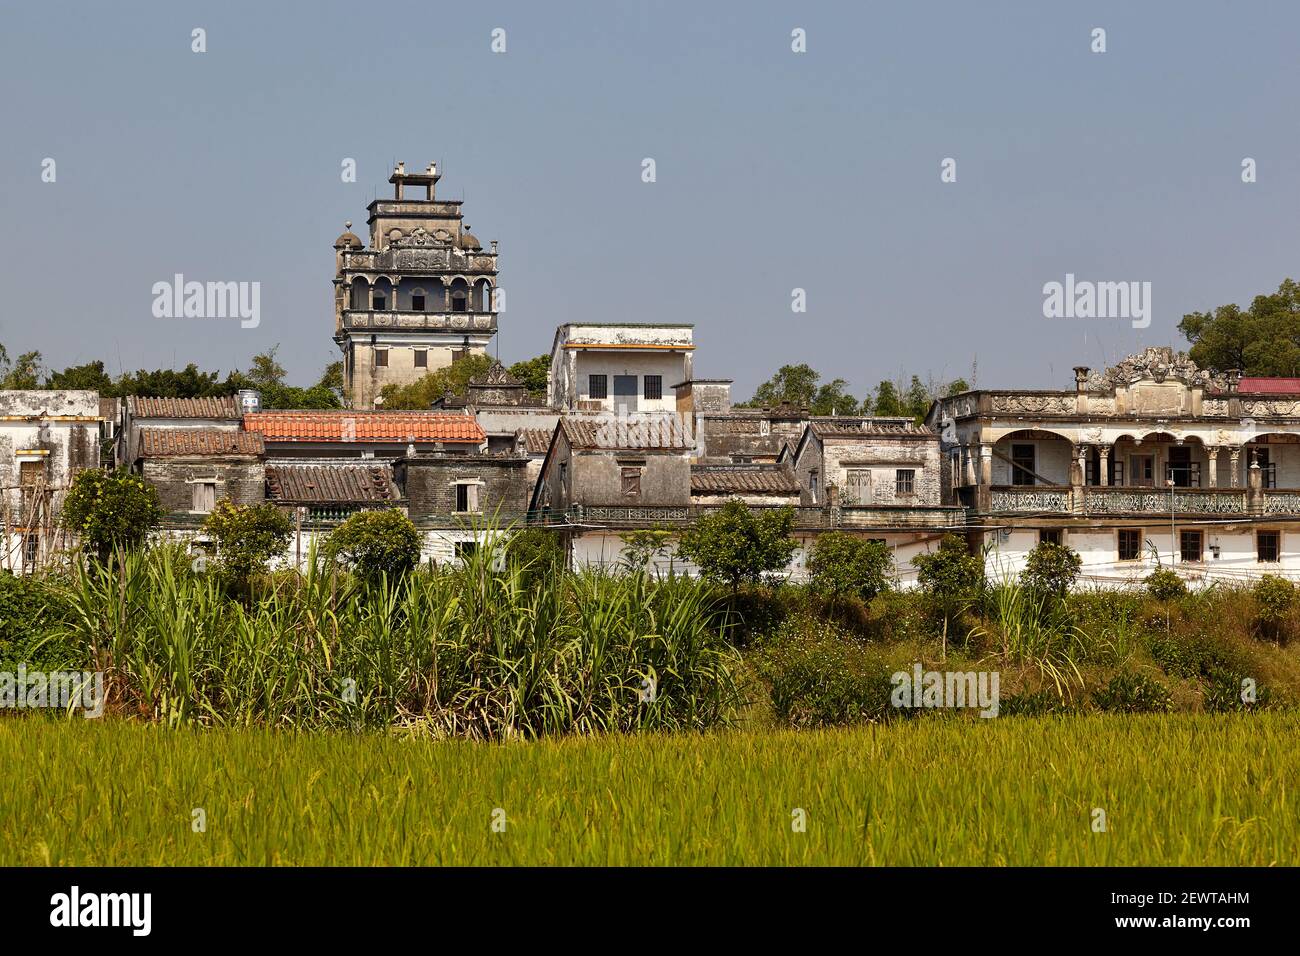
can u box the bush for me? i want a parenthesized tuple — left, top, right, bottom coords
(808, 532, 892, 603)
(1021, 542, 1083, 599)
(1145, 568, 1187, 601)
(1253, 575, 1295, 643)
(61, 468, 162, 561)
(0, 571, 78, 668)
(912, 534, 983, 651)
(677, 500, 797, 591)
(504, 527, 566, 584)
(1092, 671, 1173, 714)
(754, 618, 898, 727)
(201, 501, 292, 588)
(999, 688, 1077, 717)
(618, 528, 674, 572)
(324, 509, 421, 583)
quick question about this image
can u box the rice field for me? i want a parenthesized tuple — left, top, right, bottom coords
(2, 713, 1295, 865)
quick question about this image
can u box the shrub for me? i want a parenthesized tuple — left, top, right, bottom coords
(324, 509, 421, 583)
(999, 688, 1077, 717)
(1145, 568, 1187, 601)
(912, 534, 983, 653)
(201, 501, 292, 587)
(808, 532, 892, 603)
(0, 571, 78, 668)
(1253, 575, 1295, 643)
(618, 528, 674, 572)
(1021, 541, 1083, 599)
(754, 618, 898, 727)
(504, 527, 566, 584)
(61, 467, 162, 561)
(676, 500, 797, 591)
(1092, 671, 1173, 714)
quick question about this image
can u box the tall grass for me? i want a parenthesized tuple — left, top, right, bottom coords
(50, 540, 739, 737)
(970, 581, 1085, 697)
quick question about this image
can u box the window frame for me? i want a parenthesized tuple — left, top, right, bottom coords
(1179, 529, 1204, 563)
(643, 375, 663, 401)
(588, 374, 609, 400)
(1117, 528, 1142, 562)
(1257, 529, 1281, 564)
(895, 468, 915, 496)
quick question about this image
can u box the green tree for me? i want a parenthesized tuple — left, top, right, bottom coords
(61, 468, 163, 561)
(912, 534, 984, 658)
(676, 500, 797, 591)
(113, 364, 232, 398)
(324, 509, 422, 583)
(619, 528, 675, 572)
(811, 378, 864, 416)
(745, 363, 820, 409)
(808, 532, 892, 603)
(1021, 541, 1083, 600)
(378, 353, 493, 409)
(507, 354, 552, 399)
(873, 380, 904, 416)
(46, 360, 114, 392)
(0, 350, 44, 389)
(201, 501, 292, 587)
(1179, 278, 1300, 374)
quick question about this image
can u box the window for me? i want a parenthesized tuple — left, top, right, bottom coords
(1258, 530, 1281, 563)
(1118, 529, 1142, 561)
(1011, 444, 1035, 486)
(24, 534, 38, 567)
(895, 469, 915, 495)
(643, 375, 662, 400)
(809, 470, 819, 504)
(1130, 455, 1154, 488)
(451, 294, 467, 313)
(375, 349, 389, 368)
(621, 467, 642, 498)
(192, 481, 216, 514)
(1255, 448, 1277, 489)
(845, 469, 871, 505)
(373, 293, 387, 310)
(19, 461, 43, 487)
(414, 349, 428, 369)
(411, 293, 426, 311)
(454, 482, 479, 514)
(1180, 530, 1203, 563)
(1039, 529, 1062, 546)
(455, 541, 478, 561)
(589, 374, 608, 400)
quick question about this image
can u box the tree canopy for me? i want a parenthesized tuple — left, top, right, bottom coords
(1179, 278, 1300, 375)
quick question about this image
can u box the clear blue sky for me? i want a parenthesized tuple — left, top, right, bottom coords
(2, 0, 1297, 400)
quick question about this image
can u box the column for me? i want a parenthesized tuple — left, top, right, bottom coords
(1206, 446, 1218, 489)
(1229, 448, 1242, 488)
(1099, 444, 1111, 486)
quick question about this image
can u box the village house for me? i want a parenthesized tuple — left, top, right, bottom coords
(548, 323, 693, 413)
(930, 346, 1300, 585)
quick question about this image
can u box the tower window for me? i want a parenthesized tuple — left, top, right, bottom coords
(375, 349, 389, 368)
(414, 349, 428, 368)
(451, 294, 467, 313)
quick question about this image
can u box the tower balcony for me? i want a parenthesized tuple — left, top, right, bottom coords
(340, 310, 497, 334)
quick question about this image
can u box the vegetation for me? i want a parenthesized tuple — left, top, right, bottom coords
(676, 500, 797, 591)
(3, 714, 1296, 865)
(1021, 541, 1083, 600)
(739, 361, 970, 420)
(1179, 276, 1300, 375)
(912, 534, 984, 657)
(60, 468, 162, 561)
(323, 509, 422, 584)
(201, 501, 292, 589)
(807, 532, 892, 604)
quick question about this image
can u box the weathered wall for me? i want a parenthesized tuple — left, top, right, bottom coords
(142, 459, 265, 513)
(401, 455, 531, 517)
(572, 451, 692, 507)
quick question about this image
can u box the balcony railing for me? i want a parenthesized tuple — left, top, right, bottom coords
(1084, 487, 1247, 515)
(989, 486, 1072, 513)
(341, 310, 496, 333)
(1263, 490, 1300, 514)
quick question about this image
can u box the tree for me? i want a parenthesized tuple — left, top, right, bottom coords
(61, 468, 163, 561)
(1178, 278, 1300, 375)
(378, 354, 493, 409)
(113, 364, 233, 398)
(912, 534, 984, 658)
(201, 501, 292, 587)
(1021, 541, 1083, 600)
(808, 532, 892, 603)
(745, 363, 820, 409)
(226, 347, 344, 409)
(0, 350, 44, 389)
(505, 527, 566, 581)
(811, 378, 864, 416)
(873, 380, 904, 416)
(676, 500, 797, 591)
(507, 354, 551, 399)
(324, 509, 422, 583)
(46, 360, 114, 392)
(619, 528, 675, 572)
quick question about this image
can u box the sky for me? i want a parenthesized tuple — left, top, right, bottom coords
(2, 0, 1298, 401)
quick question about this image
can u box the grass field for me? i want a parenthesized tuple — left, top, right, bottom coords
(2, 714, 1296, 866)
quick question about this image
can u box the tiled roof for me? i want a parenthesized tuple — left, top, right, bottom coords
(560, 414, 695, 451)
(691, 464, 801, 495)
(127, 395, 242, 419)
(266, 463, 400, 503)
(516, 428, 553, 454)
(139, 428, 264, 458)
(244, 411, 485, 444)
(808, 417, 933, 438)
(1239, 377, 1300, 395)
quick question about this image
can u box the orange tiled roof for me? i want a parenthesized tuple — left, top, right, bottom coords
(139, 428, 264, 458)
(245, 411, 485, 444)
